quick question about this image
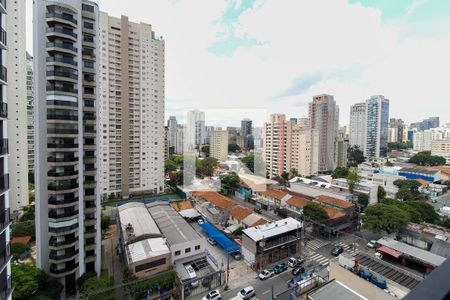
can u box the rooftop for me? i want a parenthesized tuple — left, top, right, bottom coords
(261, 188, 288, 200)
(230, 205, 253, 221)
(308, 280, 367, 300)
(147, 202, 202, 246)
(118, 202, 162, 244)
(377, 237, 446, 267)
(125, 237, 170, 264)
(242, 213, 269, 227)
(243, 217, 302, 242)
(192, 191, 235, 210)
(170, 200, 193, 212)
(286, 195, 310, 209)
(315, 195, 354, 209)
(399, 167, 440, 175)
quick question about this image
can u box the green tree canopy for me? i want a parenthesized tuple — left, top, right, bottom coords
(241, 154, 255, 172)
(289, 168, 299, 178)
(394, 179, 423, 201)
(361, 203, 409, 234)
(228, 144, 241, 153)
(385, 160, 394, 167)
(377, 185, 387, 202)
(168, 171, 184, 187)
(11, 243, 30, 260)
(220, 172, 241, 194)
(196, 157, 219, 177)
(303, 203, 329, 224)
(348, 146, 365, 167)
(331, 167, 349, 179)
(164, 159, 177, 174)
(12, 222, 35, 238)
(346, 168, 361, 194)
(358, 193, 369, 208)
(406, 201, 440, 224)
(409, 151, 446, 166)
(388, 141, 413, 151)
(80, 270, 114, 300)
(101, 212, 111, 231)
(12, 263, 43, 300)
(201, 145, 210, 157)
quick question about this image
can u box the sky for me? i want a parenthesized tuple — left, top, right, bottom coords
(26, 0, 450, 127)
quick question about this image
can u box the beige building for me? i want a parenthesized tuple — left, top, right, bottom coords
(210, 129, 228, 161)
(263, 114, 288, 177)
(99, 13, 165, 199)
(431, 139, 450, 159)
(309, 94, 339, 172)
(286, 123, 319, 177)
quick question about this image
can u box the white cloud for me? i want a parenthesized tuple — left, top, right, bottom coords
(405, 0, 428, 17)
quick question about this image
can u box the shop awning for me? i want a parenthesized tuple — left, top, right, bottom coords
(377, 245, 402, 258)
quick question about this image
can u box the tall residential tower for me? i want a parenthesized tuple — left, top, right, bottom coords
(98, 13, 165, 199)
(364, 95, 389, 158)
(34, 0, 101, 292)
(349, 102, 366, 150)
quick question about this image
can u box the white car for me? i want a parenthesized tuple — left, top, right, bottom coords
(198, 218, 205, 224)
(367, 240, 377, 248)
(258, 269, 274, 280)
(375, 252, 383, 259)
(202, 290, 221, 300)
(207, 237, 217, 246)
(238, 286, 255, 299)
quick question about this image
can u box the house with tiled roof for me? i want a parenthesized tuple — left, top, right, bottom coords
(192, 191, 236, 225)
(251, 187, 292, 210)
(313, 195, 355, 214)
(227, 204, 270, 231)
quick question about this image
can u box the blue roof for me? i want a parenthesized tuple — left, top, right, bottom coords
(199, 223, 240, 253)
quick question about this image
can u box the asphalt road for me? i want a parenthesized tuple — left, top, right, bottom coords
(431, 192, 450, 210)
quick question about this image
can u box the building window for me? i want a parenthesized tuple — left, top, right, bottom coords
(134, 258, 167, 273)
(195, 245, 200, 251)
(185, 248, 191, 254)
(175, 250, 180, 256)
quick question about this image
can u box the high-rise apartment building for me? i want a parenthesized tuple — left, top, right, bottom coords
(175, 124, 184, 154)
(286, 123, 319, 177)
(34, 0, 101, 292)
(334, 129, 349, 168)
(298, 117, 309, 129)
(186, 110, 205, 150)
(167, 116, 177, 153)
(241, 118, 252, 136)
(364, 95, 389, 158)
(0, 0, 12, 298)
(411, 117, 440, 131)
(308, 94, 339, 172)
(349, 102, 366, 150)
(210, 129, 228, 161)
(388, 118, 405, 143)
(98, 13, 165, 199)
(27, 53, 35, 179)
(7, 0, 28, 215)
(263, 114, 288, 177)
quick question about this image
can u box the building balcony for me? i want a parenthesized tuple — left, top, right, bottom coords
(0, 0, 5, 14)
(46, 56, 77, 67)
(49, 249, 79, 261)
(48, 170, 79, 178)
(48, 210, 79, 220)
(0, 103, 7, 119)
(49, 262, 79, 277)
(0, 242, 11, 271)
(49, 223, 78, 234)
(0, 208, 10, 232)
(49, 237, 78, 248)
(0, 28, 6, 50)
(46, 12, 77, 27)
(46, 70, 78, 82)
(48, 182, 78, 192)
(48, 196, 78, 206)
(259, 234, 300, 252)
(46, 42, 77, 55)
(0, 66, 6, 83)
(0, 273, 12, 300)
(46, 85, 78, 94)
(0, 139, 7, 155)
(0, 175, 8, 194)
(47, 142, 78, 149)
(47, 128, 79, 136)
(46, 27, 77, 40)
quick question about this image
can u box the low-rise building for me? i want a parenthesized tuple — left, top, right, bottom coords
(241, 217, 302, 270)
(228, 205, 268, 230)
(359, 169, 406, 197)
(331, 178, 378, 205)
(399, 223, 450, 258)
(289, 178, 355, 202)
(398, 167, 441, 183)
(192, 191, 236, 225)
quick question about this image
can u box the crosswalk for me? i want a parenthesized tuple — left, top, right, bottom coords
(309, 252, 329, 267)
(306, 238, 330, 251)
(334, 241, 359, 256)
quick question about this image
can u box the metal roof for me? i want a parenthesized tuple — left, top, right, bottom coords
(125, 237, 170, 264)
(118, 202, 162, 244)
(308, 280, 367, 300)
(147, 202, 202, 246)
(243, 217, 302, 242)
(399, 167, 440, 175)
(377, 237, 446, 267)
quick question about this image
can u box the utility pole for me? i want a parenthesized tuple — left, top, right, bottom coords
(225, 251, 230, 290)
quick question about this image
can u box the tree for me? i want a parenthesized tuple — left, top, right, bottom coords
(377, 186, 387, 202)
(220, 172, 241, 194)
(233, 226, 244, 236)
(101, 212, 111, 231)
(388, 141, 413, 151)
(228, 144, 241, 153)
(348, 146, 365, 167)
(11, 243, 30, 260)
(289, 168, 299, 179)
(394, 179, 422, 200)
(274, 174, 289, 187)
(20, 204, 35, 222)
(385, 160, 394, 167)
(241, 154, 255, 172)
(358, 194, 369, 208)
(164, 159, 177, 174)
(196, 157, 219, 177)
(331, 167, 349, 179)
(12, 263, 43, 300)
(11, 222, 35, 238)
(168, 171, 184, 187)
(346, 168, 361, 194)
(200, 145, 210, 157)
(361, 203, 409, 234)
(80, 270, 114, 299)
(303, 203, 329, 223)
(409, 151, 446, 166)
(406, 201, 440, 224)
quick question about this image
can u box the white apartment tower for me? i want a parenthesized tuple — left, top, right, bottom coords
(7, 0, 28, 215)
(210, 129, 228, 161)
(99, 13, 165, 199)
(364, 95, 389, 158)
(308, 94, 339, 172)
(263, 114, 288, 177)
(0, 0, 12, 298)
(186, 109, 205, 150)
(27, 53, 35, 178)
(34, 0, 101, 293)
(349, 102, 366, 150)
(286, 123, 319, 177)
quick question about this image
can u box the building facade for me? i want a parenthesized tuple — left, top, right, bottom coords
(286, 123, 319, 177)
(309, 94, 339, 172)
(98, 13, 165, 199)
(210, 129, 228, 162)
(263, 114, 288, 177)
(389, 118, 405, 143)
(7, 0, 28, 215)
(0, 0, 12, 298)
(431, 139, 450, 162)
(167, 115, 177, 153)
(364, 95, 389, 158)
(27, 53, 35, 179)
(334, 130, 349, 168)
(349, 102, 366, 150)
(186, 110, 205, 151)
(34, 0, 101, 292)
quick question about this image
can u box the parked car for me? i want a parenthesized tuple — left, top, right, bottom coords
(207, 237, 217, 246)
(288, 257, 298, 267)
(198, 218, 205, 224)
(273, 263, 288, 274)
(331, 245, 344, 256)
(258, 269, 274, 280)
(375, 252, 383, 259)
(231, 252, 241, 260)
(202, 290, 221, 300)
(238, 286, 255, 299)
(367, 240, 377, 248)
(291, 266, 305, 276)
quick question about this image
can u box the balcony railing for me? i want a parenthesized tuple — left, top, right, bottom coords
(0, 139, 7, 155)
(0, 175, 8, 193)
(47, 143, 78, 149)
(46, 12, 77, 25)
(48, 196, 78, 205)
(46, 85, 78, 94)
(46, 56, 78, 66)
(46, 42, 77, 53)
(48, 182, 78, 191)
(0, 208, 10, 231)
(49, 237, 78, 247)
(46, 27, 77, 38)
(46, 70, 78, 80)
(0, 243, 10, 269)
(49, 262, 79, 274)
(49, 210, 79, 219)
(0, 66, 6, 82)
(0, 28, 6, 47)
(49, 223, 78, 233)
(48, 170, 78, 177)
(0, 103, 7, 118)
(0, 274, 12, 300)
(49, 249, 79, 260)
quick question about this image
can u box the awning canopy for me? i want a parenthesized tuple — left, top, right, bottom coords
(377, 245, 402, 258)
